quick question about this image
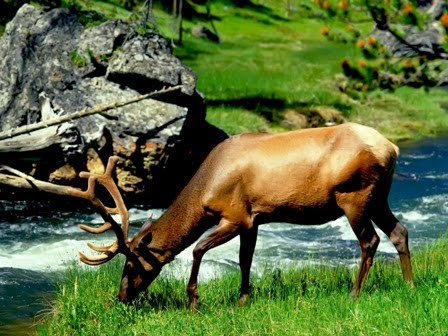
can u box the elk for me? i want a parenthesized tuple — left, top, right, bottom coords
(69, 122, 413, 310)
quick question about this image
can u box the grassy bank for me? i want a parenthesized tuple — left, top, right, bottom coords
(2, 1, 448, 141)
(171, 2, 448, 141)
(37, 238, 448, 335)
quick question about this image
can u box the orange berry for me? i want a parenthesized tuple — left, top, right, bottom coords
(339, 1, 348, 10)
(356, 40, 365, 48)
(358, 59, 367, 67)
(441, 13, 448, 28)
(367, 36, 376, 45)
(314, 0, 321, 4)
(403, 60, 413, 68)
(403, 4, 413, 13)
(323, 1, 331, 9)
(346, 24, 354, 31)
(321, 26, 329, 35)
(361, 84, 369, 92)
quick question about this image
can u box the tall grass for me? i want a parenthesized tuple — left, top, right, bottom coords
(37, 238, 448, 335)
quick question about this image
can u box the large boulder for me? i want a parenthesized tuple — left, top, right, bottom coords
(0, 4, 227, 207)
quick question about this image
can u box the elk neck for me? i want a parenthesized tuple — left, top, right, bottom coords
(135, 179, 213, 267)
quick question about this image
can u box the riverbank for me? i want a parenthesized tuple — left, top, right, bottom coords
(1, 1, 448, 142)
(36, 237, 448, 335)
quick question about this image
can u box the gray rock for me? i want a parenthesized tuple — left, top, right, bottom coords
(373, 0, 446, 58)
(373, 25, 443, 58)
(0, 4, 228, 207)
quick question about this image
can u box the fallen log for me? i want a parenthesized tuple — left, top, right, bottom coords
(0, 170, 79, 196)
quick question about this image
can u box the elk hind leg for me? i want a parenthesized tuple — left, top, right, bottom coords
(338, 193, 380, 298)
(187, 218, 240, 311)
(371, 204, 413, 283)
(349, 215, 380, 298)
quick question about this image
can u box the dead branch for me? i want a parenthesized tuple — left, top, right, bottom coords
(0, 85, 183, 141)
(366, 0, 448, 60)
(0, 167, 81, 196)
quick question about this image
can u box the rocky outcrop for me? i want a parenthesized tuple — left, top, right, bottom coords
(0, 4, 227, 207)
(373, 0, 446, 58)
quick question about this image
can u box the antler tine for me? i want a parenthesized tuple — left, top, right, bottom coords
(79, 222, 113, 234)
(65, 155, 130, 266)
(87, 242, 115, 252)
(79, 249, 118, 266)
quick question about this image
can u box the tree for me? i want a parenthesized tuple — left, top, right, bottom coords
(312, 0, 448, 94)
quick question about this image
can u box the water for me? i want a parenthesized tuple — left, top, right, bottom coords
(0, 137, 447, 334)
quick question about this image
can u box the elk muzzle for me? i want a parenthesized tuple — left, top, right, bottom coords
(118, 257, 161, 303)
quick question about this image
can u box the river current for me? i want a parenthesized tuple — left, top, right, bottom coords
(0, 136, 447, 334)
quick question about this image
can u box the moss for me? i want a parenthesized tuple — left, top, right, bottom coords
(69, 50, 87, 68)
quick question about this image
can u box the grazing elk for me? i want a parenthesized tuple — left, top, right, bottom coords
(68, 123, 413, 310)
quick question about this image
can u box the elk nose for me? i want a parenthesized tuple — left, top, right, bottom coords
(118, 276, 130, 303)
(118, 289, 128, 303)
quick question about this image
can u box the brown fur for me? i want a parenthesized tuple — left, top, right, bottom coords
(118, 123, 413, 307)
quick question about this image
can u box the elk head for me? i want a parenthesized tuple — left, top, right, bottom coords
(66, 156, 160, 303)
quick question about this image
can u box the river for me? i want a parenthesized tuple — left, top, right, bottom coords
(0, 136, 447, 335)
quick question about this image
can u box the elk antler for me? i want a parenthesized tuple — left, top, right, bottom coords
(66, 156, 130, 266)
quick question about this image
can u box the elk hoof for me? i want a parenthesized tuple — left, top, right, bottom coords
(406, 280, 415, 290)
(188, 299, 200, 312)
(237, 294, 250, 307)
(349, 290, 360, 301)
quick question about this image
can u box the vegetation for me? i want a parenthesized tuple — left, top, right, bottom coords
(1, 1, 448, 141)
(37, 237, 448, 335)
(69, 50, 88, 67)
(315, 0, 448, 92)
(1, 2, 447, 333)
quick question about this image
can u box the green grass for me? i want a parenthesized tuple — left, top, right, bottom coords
(170, 3, 448, 141)
(36, 238, 448, 335)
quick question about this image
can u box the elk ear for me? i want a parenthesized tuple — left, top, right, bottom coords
(137, 232, 153, 251)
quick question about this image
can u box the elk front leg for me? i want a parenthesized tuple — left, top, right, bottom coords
(187, 218, 240, 311)
(238, 225, 258, 306)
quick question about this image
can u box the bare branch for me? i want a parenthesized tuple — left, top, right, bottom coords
(0, 169, 81, 196)
(365, 0, 448, 60)
(0, 85, 183, 141)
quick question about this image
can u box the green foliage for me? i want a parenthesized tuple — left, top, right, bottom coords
(313, 0, 448, 93)
(69, 50, 87, 67)
(37, 238, 448, 335)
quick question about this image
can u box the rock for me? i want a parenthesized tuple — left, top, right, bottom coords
(192, 26, 220, 43)
(281, 107, 345, 129)
(0, 5, 228, 207)
(373, 0, 446, 57)
(373, 25, 443, 58)
(49, 163, 77, 183)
